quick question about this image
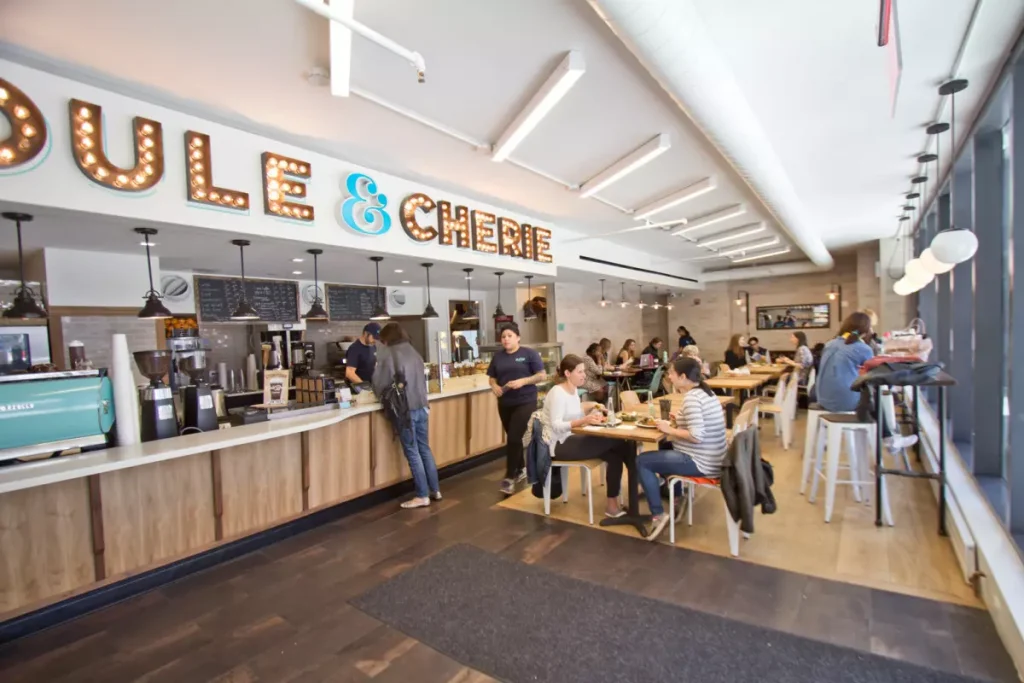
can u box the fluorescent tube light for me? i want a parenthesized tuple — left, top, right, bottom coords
(579, 134, 671, 199)
(718, 236, 781, 257)
(697, 223, 767, 248)
(634, 177, 717, 219)
(492, 51, 586, 162)
(672, 204, 746, 236)
(731, 247, 792, 263)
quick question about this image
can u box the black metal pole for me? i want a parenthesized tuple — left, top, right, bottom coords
(912, 386, 920, 463)
(938, 387, 948, 536)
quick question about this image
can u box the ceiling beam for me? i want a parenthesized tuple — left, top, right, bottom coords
(492, 51, 586, 162)
(731, 247, 792, 263)
(719, 236, 781, 257)
(328, 0, 354, 98)
(696, 222, 766, 248)
(672, 204, 746, 236)
(578, 133, 670, 199)
(633, 176, 716, 219)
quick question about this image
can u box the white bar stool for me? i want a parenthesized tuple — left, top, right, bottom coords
(809, 414, 893, 525)
(800, 404, 852, 494)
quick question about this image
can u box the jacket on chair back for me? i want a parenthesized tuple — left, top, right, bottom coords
(720, 427, 776, 533)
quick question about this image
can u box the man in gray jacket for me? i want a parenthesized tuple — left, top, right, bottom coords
(372, 323, 439, 509)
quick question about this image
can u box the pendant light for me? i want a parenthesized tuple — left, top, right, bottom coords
(665, 292, 674, 311)
(369, 256, 390, 321)
(461, 268, 479, 321)
(421, 262, 439, 319)
(134, 227, 172, 319)
(599, 278, 609, 307)
(619, 281, 628, 308)
(523, 275, 538, 321)
(493, 271, 506, 318)
(230, 239, 260, 320)
(651, 286, 661, 310)
(1, 212, 47, 319)
(930, 78, 977, 265)
(918, 125, 955, 275)
(303, 248, 328, 320)
(637, 284, 646, 309)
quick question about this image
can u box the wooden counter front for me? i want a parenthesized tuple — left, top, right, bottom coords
(0, 388, 503, 621)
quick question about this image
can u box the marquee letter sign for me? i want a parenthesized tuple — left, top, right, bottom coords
(261, 152, 313, 222)
(0, 78, 46, 169)
(184, 131, 248, 211)
(69, 98, 164, 192)
(399, 193, 438, 241)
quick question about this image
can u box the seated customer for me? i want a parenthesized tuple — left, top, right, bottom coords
(816, 312, 916, 450)
(641, 337, 664, 361)
(723, 334, 747, 370)
(779, 331, 813, 384)
(746, 336, 770, 363)
(617, 339, 637, 366)
(681, 344, 711, 378)
(545, 354, 628, 518)
(638, 357, 728, 539)
(581, 343, 608, 402)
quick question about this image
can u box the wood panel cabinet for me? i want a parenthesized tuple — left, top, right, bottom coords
(469, 390, 505, 456)
(371, 411, 409, 488)
(429, 397, 469, 467)
(218, 434, 303, 538)
(305, 414, 373, 509)
(100, 453, 216, 577)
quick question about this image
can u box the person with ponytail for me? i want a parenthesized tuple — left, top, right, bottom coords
(637, 356, 727, 539)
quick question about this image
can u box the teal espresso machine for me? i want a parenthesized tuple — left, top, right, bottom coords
(0, 370, 115, 463)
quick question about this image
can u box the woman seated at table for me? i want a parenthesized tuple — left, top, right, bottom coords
(641, 337, 664, 360)
(599, 338, 613, 366)
(723, 334, 747, 370)
(681, 344, 711, 378)
(746, 336, 770, 363)
(617, 339, 637, 366)
(637, 357, 728, 539)
(779, 331, 813, 384)
(815, 312, 916, 450)
(581, 343, 608, 402)
(545, 354, 628, 517)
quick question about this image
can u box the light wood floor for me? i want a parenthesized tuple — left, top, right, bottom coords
(498, 412, 981, 607)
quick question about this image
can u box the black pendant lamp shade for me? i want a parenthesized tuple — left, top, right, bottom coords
(2, 212, 47, 319)
(134, 227, 172, 319)
(906, 192, 920, 199)
(461, 268, 479, 321)
(523, 275, 538, 321)
(303, 248, 328, 320)
(421, 262, 439, 319)
(369, 256, 390, 321)
(229, 239, 260, 321)
(493, 271, 505, 318)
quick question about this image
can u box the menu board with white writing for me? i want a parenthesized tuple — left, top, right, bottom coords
(195, 276, 299, 323)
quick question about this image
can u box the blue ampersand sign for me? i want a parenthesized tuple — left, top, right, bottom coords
(341, 173, 391, 235)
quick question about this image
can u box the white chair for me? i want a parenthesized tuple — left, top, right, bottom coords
(758, 373, 795, 448)
(805, 367, 817, 395)
(542, 441, 601, 525)
(808, 414, 893, 525)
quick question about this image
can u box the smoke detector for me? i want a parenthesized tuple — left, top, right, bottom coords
(305, 67, 331, 87)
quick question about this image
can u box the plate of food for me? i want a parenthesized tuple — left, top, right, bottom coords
(637, 416, 659, 429)
(617, 411, 639, 423)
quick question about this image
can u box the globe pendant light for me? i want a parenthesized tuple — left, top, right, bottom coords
(303, 248, 328, 320)
(893, 277, 917, 296)
(493, 271, 506, 318)
(461, 268, 479, 321)
(917, 125, 955, 275)
(421, 262, 439, 319)
(930, 79, 977, 265)
(598, 278, 609, 307)
(230, 239, 260, 320)
(1, 212, 47, 319)
(921, 247, 954, 274)
(369, 256, 390, 321)
(134, 227, 172, 319)
(523, 275, 538, 321)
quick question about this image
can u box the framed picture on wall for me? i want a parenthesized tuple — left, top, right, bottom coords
(755, 303, 830, 331)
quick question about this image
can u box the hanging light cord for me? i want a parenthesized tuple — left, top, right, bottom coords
(143, 238, 159, 297)
(13, 219, 34, 298)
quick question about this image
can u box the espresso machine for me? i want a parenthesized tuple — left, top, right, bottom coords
(179, 352, 218, 432)
(133, 350, 178, 442)
(290, 341, 315, 377)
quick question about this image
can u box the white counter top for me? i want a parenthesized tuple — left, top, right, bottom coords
(0, 384, 493, 495)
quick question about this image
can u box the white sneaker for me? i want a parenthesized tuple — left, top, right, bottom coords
(884, 434, 919, 450)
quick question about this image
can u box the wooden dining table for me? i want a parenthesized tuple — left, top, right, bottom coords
(570, 422, 663, 537)
(746, 364, 789, 378)
(705, 374, 769, 404)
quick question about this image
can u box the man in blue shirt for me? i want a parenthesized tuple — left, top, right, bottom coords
(345, 323, 380, 386)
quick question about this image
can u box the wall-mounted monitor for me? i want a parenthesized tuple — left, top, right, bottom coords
(755, 303, 831, 331)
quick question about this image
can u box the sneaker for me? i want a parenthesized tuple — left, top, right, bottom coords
(430, 491, 443, 501)
(499, 478, 515, 495)
(884, 434, 919, 450)
(647, 513, 671, 541)
(514, 469, 528, 484)
(400, 497, 430, 509)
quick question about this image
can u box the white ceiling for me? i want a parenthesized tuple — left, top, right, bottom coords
(0, 0, 1020, 273)
(0, 0, 789, 269)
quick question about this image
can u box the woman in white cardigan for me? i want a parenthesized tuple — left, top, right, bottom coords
(545, 354, 630, 518)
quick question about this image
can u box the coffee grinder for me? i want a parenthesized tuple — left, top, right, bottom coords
(179, 352, 218, 432)
(133, 350, 179, 441)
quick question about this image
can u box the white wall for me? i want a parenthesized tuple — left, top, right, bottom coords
(43, 248, 154, 308)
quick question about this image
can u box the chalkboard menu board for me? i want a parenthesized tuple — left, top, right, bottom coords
(195, 276, 299, 323)
(325, 284, 385, 322)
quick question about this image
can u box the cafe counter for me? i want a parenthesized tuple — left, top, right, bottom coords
(0, 384, 505, 622)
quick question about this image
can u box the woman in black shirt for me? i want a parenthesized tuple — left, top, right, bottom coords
(724, 333, 747, 370)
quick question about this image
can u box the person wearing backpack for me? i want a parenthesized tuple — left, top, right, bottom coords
(372, 322, 440, 509)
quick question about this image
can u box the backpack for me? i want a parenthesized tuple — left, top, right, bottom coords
(379, 366, 411, 439)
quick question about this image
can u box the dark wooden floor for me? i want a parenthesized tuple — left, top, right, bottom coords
(0, 461, 1017, 683)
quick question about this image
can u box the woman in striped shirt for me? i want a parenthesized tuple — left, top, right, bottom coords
(637, 356, 728, 540)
